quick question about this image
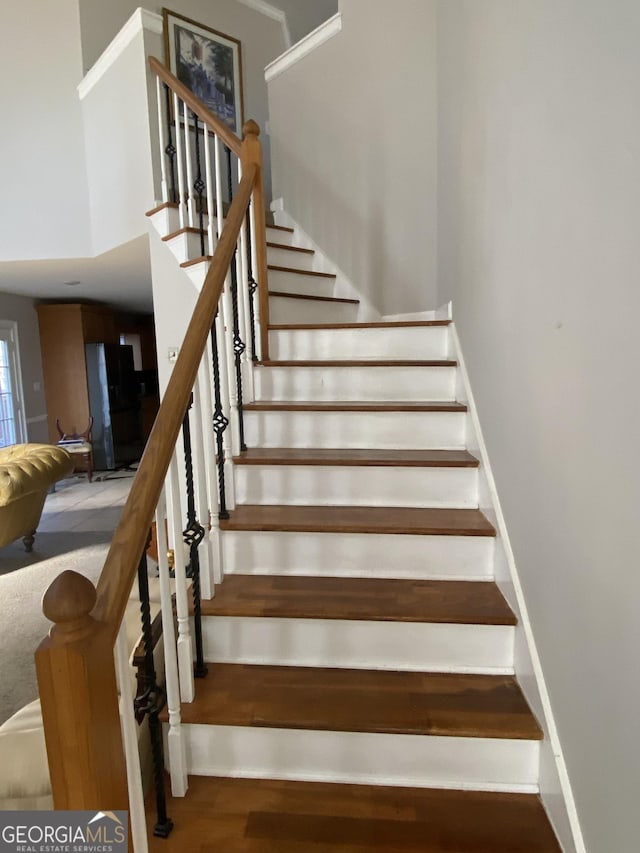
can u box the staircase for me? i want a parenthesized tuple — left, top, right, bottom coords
(146, 208, 562, 851)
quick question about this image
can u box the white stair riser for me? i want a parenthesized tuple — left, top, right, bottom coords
(245, 410, 466, 449)
(269, 326, 450, 361)
(200, 617, 514, 673)
(179, 725, 540, 792)
(254, 364, 457, 402)
(267, 247, 317, 270)
(268, 269, 336, 299)
(221, 530, 494, 580)
(234, 464, 478, 508)
(269, 295, 359, 325)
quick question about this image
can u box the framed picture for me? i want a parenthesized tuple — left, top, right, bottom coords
(163, 8, 244, 136)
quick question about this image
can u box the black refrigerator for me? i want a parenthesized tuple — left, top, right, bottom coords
(85, 343, 141, 470)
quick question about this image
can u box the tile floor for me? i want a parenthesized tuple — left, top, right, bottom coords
(38, 470, 135, 535)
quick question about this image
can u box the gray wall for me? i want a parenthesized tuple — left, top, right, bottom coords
(270, 0, 338, 44)
(268, 0, 438, 316)
(0, 293, 48, 443)
(437, 2, 640, 850)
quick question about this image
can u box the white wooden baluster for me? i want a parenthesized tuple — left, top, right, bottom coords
(198, 350, 223, 584)
(156, 490, 188, 797)
(204, 127, 215, 256)
(156, 77, 168, 205)
(183, 101, 195, 229)
(249, 195, 262, 360)
(173, 93, 187, 229)
(114, 625, 149, 853)
(167, 452, 195, 703)
(213, 133, 224, 236)
(191, 373, 214, 599)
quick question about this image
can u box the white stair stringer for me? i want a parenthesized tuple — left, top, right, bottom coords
(221, 530, 494, 580)
(269, 324, 451, 361)
(254, 362, 457, 402)
(180, 724, 540, 793)
(234, 463, 478, 508)
(200, 616, 514, 674)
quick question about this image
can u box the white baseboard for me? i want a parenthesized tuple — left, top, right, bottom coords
(450, 318, 585, 853)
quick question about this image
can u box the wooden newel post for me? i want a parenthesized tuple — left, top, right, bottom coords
(35, 570, 129, 813)
(241, 119, 270, 361)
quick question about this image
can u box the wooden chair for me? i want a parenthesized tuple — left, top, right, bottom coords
(55, 417, 94, 482)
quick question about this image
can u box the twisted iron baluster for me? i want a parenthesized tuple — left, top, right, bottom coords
(225, 144, 233, 206)
(181, 397, 207, 678)
(192, 112, 206, 257)
(229, 248, 247, 452)
(163, 83, 177, 204)
(210, 312, 230, 519)
(134, 532, 173, 838)
(245, 209, 259, 362)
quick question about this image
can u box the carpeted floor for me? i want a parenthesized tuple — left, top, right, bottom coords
(0, 472, 134, 725)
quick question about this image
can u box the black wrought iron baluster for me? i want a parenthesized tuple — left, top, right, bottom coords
(192, 112, 206, 257)
(134, 532, 173, 838)
(163, 83, 177, 204)
(210, 312, 230, 519)
(245, 209, 259, 362)
(225, 144, 233, 206)
(181, 397, 207, 678)
(230, 247, 247, 452)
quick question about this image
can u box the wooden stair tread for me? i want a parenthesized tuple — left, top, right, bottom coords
(146, 201, 288, 231)
(233, 448, 479, 467)
(266, 241, 314, 254)
(200, 576, 516, 625)
(268, 264, 336, 279)
(220, 505, 495, 536)
(269, 320, 452, 329)
(244, 400, 467, 412)
(147, 776, 561, 853)
(257, 359, 457, 367)
(172, 664, 541, 740)
(180, 254, 211, 268)
(269, 290, 359, 304)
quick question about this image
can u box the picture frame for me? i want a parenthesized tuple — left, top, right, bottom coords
(162, 8, 244, 136)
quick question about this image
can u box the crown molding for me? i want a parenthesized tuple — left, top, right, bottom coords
(234, 0, 291, 48)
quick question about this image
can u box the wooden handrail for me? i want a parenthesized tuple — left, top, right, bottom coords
(94, 163, 257, 638)
(149, 56, 242, 156)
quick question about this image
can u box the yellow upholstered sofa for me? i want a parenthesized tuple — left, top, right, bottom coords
(0, 444, 74, 551)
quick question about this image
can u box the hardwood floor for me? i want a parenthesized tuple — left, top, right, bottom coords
(199, 575, 516, 625)
(147, 776, 562, 852)
(233, 449, 479, 467)
(219, 505, 496, 537)
(169, 663, 542, 740)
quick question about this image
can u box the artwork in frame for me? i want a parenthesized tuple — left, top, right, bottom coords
(163, 8, 244, 136)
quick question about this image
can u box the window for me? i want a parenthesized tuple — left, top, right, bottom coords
(0, 321, 26, 448)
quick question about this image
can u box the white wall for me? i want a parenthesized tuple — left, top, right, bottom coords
(437, 2, 640, 851)
(0, 0, 91, 262)
(0, 293, 48, 443)
(81, 24, 161, 257)
(267, 0, 438, 316)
